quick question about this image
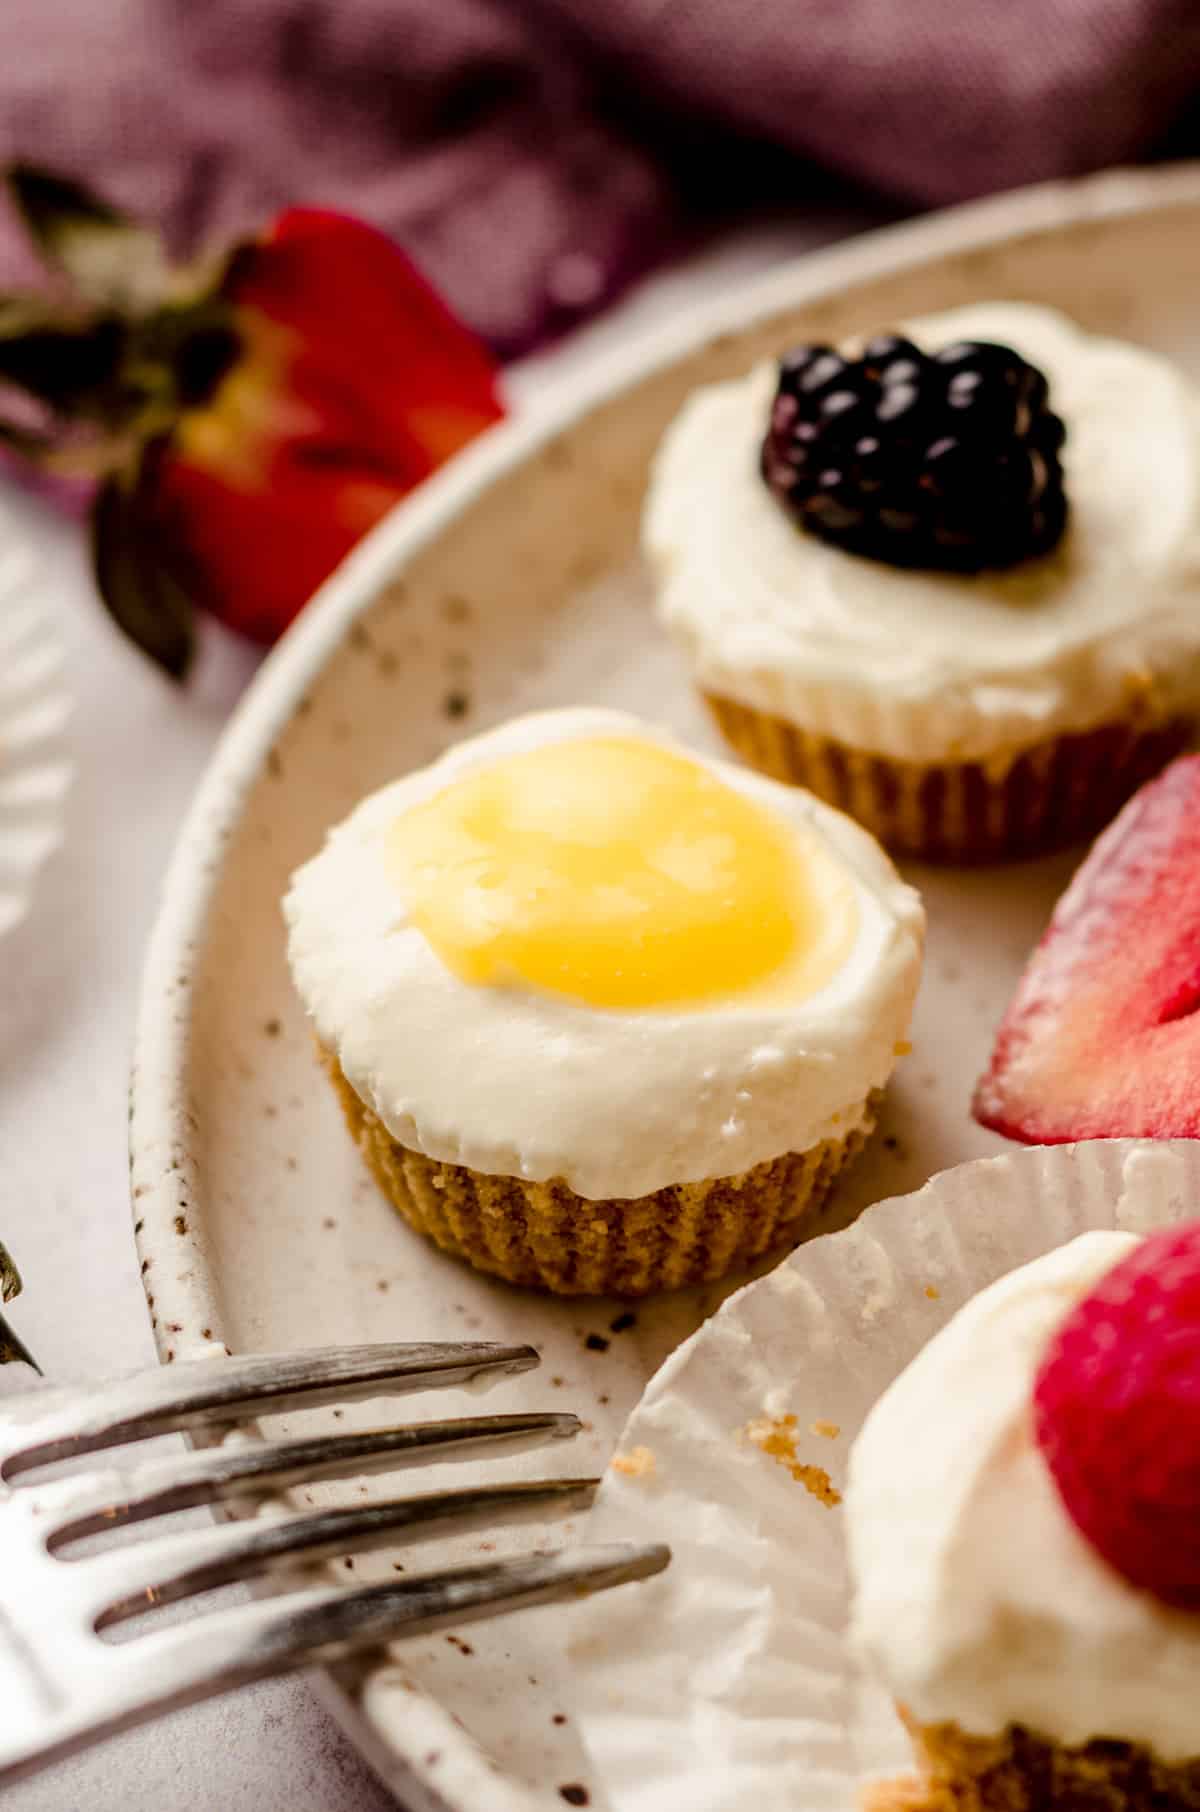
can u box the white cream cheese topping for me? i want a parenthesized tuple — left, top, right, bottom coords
(645, 304, 1200, 763)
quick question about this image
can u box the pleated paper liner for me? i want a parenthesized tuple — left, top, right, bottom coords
(0, 527, 71, 942)
(705, 692, 1190, 863)
(568, 1140, 1200, 1812)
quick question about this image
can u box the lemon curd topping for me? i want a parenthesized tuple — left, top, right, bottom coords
(386, 736, 859, 1009)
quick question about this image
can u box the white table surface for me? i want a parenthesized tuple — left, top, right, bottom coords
(0, 205, 877, 1811)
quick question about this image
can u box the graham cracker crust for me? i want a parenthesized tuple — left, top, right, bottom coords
(705, 692, 1191, 864)
(320, 1045, 873, 1295)
(864, 1714, 1200, 1812)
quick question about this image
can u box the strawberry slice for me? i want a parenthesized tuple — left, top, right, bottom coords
(973, 755, 1200, 1141)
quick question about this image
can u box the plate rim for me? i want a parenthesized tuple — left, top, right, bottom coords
(128, 159, 1200, 1807)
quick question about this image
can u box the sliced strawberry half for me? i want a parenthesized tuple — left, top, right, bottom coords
(974, 754, 1200, 1141)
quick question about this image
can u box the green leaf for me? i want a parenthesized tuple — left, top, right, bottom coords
(0, 1314, 39, 1372)
(0, 313, 126, 417)
(0, 1239, 22, 1304)
(7, 163, 169, 312)
(0, 1243, 38, 1373)
(92, 446, 196, 680)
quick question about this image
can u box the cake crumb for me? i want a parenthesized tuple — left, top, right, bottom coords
(924, 1284, 940, 1300)
(611, 1445, 656, 1480)
(894, 1040, 913, 1057)
(810, 1419, 840, 1440)
(742, 1414, 841, 1506)
(861, 1774, 939, 1812)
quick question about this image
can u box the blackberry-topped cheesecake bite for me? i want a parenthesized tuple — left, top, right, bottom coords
(645, 303, 1200, 862)
(284, 708, 923, 1296)
(847, 1223, 1200, 1812)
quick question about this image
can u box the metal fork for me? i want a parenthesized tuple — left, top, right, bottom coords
(0, 1340, 668, 1784)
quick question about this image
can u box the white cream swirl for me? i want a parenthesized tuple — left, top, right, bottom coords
(284, 708, 923, 1200)
(645, 304, 1200, 763)
(846, 1231, 1200, 1760)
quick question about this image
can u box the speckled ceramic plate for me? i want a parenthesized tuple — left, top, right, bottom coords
(132, 164, 1200, 1811)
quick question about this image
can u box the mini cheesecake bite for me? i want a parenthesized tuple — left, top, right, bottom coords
(646, 302, 1200, 861)
(284, 708, 923, 1295)
(847, 1225, 1200, 1812)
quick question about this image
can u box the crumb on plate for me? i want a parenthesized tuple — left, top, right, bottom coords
(741, 1414, 841, 1506)
(611, 1444, 656, 1479)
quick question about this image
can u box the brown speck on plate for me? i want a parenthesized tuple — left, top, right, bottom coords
(443, 691, 470, 719)
(584, 1334, 609, 1353)
(559, 1787, 590, 1806)
(609, 1311, 636, 1334)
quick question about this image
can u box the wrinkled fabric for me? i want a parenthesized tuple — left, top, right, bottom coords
(3, 0, 1199, 354)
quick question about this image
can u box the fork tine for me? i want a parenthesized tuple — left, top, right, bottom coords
(81, 1479, 601, 1626)
(3, 1343, 539, 1477)
(0, 1545, 669, 1785)
(49, 1413, 582, 1543)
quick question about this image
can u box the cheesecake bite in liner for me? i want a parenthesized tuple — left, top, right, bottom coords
(284, 707, 923, 1295)
(566, 1142, 1200, 1812)
(645, 302, 1200, 861)
(848, 1223, 1200, 1811)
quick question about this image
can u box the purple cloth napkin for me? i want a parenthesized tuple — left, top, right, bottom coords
(4, 0, 1200, 354)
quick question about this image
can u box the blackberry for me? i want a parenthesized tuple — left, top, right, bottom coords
(761, 334, 1068, 572)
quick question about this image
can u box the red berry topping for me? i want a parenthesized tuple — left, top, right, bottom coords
(974, 755, 1200, 1142)
(1034, 1223, 1200, 1608)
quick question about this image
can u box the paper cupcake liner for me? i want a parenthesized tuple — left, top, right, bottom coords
(0, 541, 72, 941)
(705, 692, 1190, 862)
(568, 1139, 1200, 1812)
(323, 1044, 875, 1295)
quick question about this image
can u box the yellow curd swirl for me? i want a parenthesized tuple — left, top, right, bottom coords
(386, 736, 858, 1009)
